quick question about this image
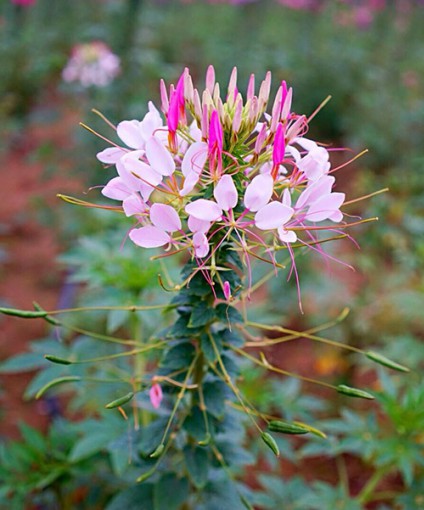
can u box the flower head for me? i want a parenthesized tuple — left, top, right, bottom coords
(62, 41, 120, 88)
(93, 66, 363, 292)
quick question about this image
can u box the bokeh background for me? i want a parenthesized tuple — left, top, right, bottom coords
(0, 1, 423, 509)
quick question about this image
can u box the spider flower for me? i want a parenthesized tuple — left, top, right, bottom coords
(62, 41, 120, 88)
(95, 66, 357, 288)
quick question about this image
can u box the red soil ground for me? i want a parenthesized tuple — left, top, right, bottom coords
(0, 106, 81, 438)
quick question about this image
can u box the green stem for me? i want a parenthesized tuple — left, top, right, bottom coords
(357, 465, 392, 504)
(131, 313, 149, 428)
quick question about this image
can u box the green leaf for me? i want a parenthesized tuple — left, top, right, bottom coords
(106, 485, 154, 510)
(203, 381, 228, 418)
(153, 473, 190, 510)
(69, 431, 113, 462)
(199, 475, 247, 510)
(189, 301, 216, 327)
(0, 352, 48, 373)
(200, 332, 222, 363)
(161, 342, 195, 370)
(222, 328, 244, 347)
(183, 406, 208, 441)
(18, 423, 46, 453)
(215, 304, 243, 325)
(184, 445, 209, 489)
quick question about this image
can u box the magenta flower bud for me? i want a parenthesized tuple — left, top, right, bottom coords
(246, 73, 255, 101)
(149, 383, 163, 409)
(209, 110, 223, 152)
(232, 96, 243, 134)
(160, 79, 169, 114)
(272, 123, 286, 169)
(258, 71, 271, 111)
(205, 65, 215, 94)
(184, 71, 194, 103)
(201, 104, 209, 140)
(254, 124, 268, 155)
(223, 281, 232, 301)
(193, 89, 202, 119)
(281, 86, 293, 122)
(227, 67, 238, 105)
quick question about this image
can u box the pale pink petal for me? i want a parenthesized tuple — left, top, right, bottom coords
(193, 232, 210, 258)
(296, 175, 335, 210)
(181, 141, 208, 176)
(259, 161, 273, 175)
(214, 175, 238, 211)
(306, 192, 345, 222)
(293, 136, 318, 152)
(119, 153, 163, 191)
(185, 199, 222, 222)
(122, 194, 147, 217)
(278, 227, 297, 243)
(97, 147, 126, 164)
(244, 174, 274, 212)
(150, 203, 181, 232)
(139, 102, 163, 140)
(282, 188, 292, 207)
(180, 170, 200, 197)
(149, 383, 163, 409)
(328, 210, 343, 223)
(101, 177, 132, 200)
(129, 226, 171, 248)
(117, 120, 144, 149)
(254, 202, 294, 230)
(298, 147, 330, 181)
(187, 215, 211, 234)
(146, 136, 175, 176)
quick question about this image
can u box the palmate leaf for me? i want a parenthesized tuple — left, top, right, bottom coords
(105, 484, 154, 510)
(153, 473, 190, 510)
(298, 482, 363, 510)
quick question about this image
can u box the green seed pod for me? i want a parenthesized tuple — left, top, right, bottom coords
(136, 467, 156, 483)
(44, 355, 72, 365)
(149, 443, 165, 458)
(293, 421, 327, 439)
(337, 384, 375, 400)
(268, 420, 310, 435)
(366, 351, 410, 373)
(198, 433, 211, 446)
(35, 376, 81, 399)
(261, 432, 280, 457)
(105, 392, 135, 409)
(33, 302, 60, 325)
(0, 307, 48, 319)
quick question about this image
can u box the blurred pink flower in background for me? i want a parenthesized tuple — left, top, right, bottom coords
(62, 41, 120, 88)
(11, 0, 36, 5)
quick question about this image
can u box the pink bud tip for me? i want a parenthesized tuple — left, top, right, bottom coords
(149, 383, 163, 409)
(223, 281, 232, 301)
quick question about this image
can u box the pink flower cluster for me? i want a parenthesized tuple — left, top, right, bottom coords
(97, 66, 350, 285)
(62, 41, 120, 88)
(11, 0, 36, 6)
